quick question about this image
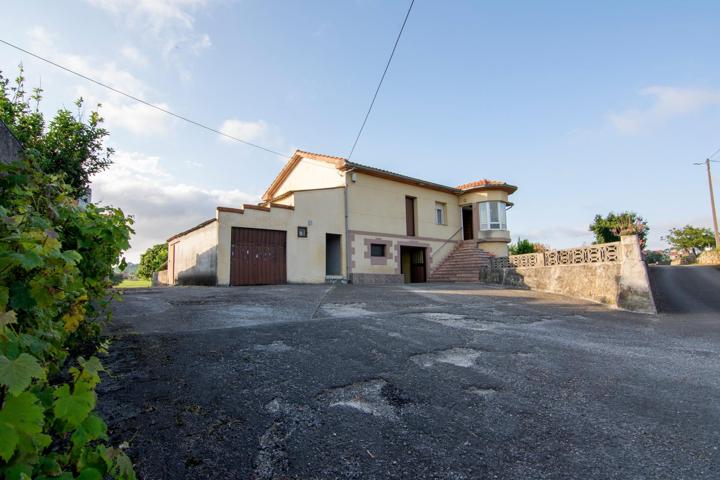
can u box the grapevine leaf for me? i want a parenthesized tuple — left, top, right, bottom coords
(0, 421, 18, 461)
(53, 382, 95, 428)
(9, 252, 43, 270)
(76, 468, 102, 480)
(0, 391, 45, 436)
(71, 414, 108, 448)
(0, 353, 46, 395)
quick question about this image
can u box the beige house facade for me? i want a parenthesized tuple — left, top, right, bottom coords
(167, 150, 517, 285)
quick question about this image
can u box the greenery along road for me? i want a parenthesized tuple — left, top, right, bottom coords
(0, 68, 136, 478)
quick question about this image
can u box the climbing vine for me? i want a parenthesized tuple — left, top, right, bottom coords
(0, 68, 135, 479)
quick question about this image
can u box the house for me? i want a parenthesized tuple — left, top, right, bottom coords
(166, 150, 517, 285)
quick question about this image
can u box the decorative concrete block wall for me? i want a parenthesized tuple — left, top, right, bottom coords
(482, 236, 656, 313)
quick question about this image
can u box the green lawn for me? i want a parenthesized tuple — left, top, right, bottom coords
(115, 278, 152, 288)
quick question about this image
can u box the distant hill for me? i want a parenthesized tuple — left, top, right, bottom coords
(115, 262, 139, 277)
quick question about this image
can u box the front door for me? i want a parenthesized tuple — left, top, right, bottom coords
(400, 246, 426, 283)
(462, 206, 474, 240)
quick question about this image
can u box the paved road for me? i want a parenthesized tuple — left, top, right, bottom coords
(99, 284, 720, 479)
(649, 265, 720, 314)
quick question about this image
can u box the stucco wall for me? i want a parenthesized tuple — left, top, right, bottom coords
(347, 172, 462, 239)
(458, 190, 509, 205)
(274, 157, 345, 198)
(216, 187, 346, 284)
(482, 236, 656, 313)
(168, 221, 219, 285)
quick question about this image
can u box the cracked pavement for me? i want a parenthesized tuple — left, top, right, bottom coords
(98, 283, 720, 479)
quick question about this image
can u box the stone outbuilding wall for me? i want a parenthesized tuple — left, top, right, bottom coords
(482, 235, 656, 313)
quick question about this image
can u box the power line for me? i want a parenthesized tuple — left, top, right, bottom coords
(709, 145, 720, 160)
(0, 39, 290, 158)
(347, 0, 415, 160)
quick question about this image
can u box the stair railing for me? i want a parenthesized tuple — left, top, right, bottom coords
(432, 226, 463, 260)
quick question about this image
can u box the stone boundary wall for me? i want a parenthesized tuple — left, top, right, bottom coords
(152, 270, 170, 286)
(482, 236, 656, 313)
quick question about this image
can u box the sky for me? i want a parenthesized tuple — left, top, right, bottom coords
(1, 0, 719, 262)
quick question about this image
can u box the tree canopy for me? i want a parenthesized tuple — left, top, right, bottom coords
(137, 244, 169, 279)
(509, 238, 537, 255)
(0, 66, 113, 196)
(663, 225, 716, 256)
(589, 212, 648, 249)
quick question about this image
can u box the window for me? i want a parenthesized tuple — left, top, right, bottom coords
(297, 226, 308, 238)
(435, 202, 447, 225)
(370, 243, 386, 257)
(479, 201, 507, 230)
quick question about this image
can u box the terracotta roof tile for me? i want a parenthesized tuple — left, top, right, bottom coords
(456, 179, 508, 190)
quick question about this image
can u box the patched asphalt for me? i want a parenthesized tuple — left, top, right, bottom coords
(98, 283, 720, 479)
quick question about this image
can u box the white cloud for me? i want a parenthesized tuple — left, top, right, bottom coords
(27, 26, 174, 136)
(608, 86, 720, 134)
(85, 0, 213, 66)
(91, 150, 257, 262)
(218, 118, 292, 157)
(120, 46, 149, 67)
(219, 119, 269, 143)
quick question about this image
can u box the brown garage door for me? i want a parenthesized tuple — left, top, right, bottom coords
(230, 227, 286, 285)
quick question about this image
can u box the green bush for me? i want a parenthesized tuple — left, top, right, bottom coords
(137, 244, 168, 280)
(0, 157, 135, 479)
(0, 67, 135, 478)
(589, 211, 648, 249)
(509, 238, 537, 255)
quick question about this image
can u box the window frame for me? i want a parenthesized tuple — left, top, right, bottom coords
(435, 202, 447, 225)
(370, 243, 387, 257)
(297, 226, 308, 238)
(479, 201, 507, 230)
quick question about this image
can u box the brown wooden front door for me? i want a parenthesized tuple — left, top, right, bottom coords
(405, 196, 416, 236)
(462, 207, 474, 240)
(230, 227, 286, 285)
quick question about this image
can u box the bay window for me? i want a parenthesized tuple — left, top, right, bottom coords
(479, 201, 507, 230)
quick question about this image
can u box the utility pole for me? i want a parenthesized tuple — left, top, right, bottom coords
(702, 159, 720, 249)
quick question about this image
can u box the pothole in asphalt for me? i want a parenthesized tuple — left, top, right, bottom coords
(253, 341, 293, 353)
(321, 303, 374, 318)
(319, 379, 412, 420)
(411, 348, 484, 368)
(413, 312, 497, 332)
(466, 387, 498, 397)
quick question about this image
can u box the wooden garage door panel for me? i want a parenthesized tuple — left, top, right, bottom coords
(230, 227, 286, 285)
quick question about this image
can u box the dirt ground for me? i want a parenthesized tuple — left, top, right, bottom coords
(98, 283, 720, 479)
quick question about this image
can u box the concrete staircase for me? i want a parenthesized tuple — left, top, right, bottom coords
(429, 241, 493, 283)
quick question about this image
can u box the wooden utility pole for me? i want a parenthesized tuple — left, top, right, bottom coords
(705, 159, 720, 249)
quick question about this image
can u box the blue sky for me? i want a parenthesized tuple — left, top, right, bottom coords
(2, 0, 719, 261)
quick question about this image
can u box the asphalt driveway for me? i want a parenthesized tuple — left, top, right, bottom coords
(98, 283, 720, 479)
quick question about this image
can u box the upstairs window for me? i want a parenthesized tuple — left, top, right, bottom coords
(370, 244, 386, 257)
(435, 202, 447, 225)
(479, 201, 507, 230)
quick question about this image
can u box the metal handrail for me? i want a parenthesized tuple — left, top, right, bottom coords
(432, 226, 463, 258)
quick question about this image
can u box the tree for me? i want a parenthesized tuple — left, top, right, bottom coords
(663, 225, 716, 256)
(509, 238, 537, 255)
(644, 250, 670, 264)
(0, 66, 113, 196)
(589, 211, 648, 249)
(137, 243, 168, 279)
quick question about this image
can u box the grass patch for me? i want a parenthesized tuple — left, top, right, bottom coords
(115, 278, 152, 288)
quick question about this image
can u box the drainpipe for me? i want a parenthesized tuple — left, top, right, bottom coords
(344, 167, 355, 283)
